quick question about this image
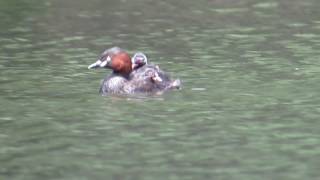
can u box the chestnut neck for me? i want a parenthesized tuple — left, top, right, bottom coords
(110, 52, 132, 79)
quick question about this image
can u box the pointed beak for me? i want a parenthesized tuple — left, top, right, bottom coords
(132, 63, 138, 70)
(88, 60, 102, 69)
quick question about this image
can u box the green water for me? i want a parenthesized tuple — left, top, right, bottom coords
(1, 0, 320, 179)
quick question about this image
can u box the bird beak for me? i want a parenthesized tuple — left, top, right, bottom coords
(88, 59, 109, 69)
(88, 60, 102, 69)
(132, 63, 138, 70)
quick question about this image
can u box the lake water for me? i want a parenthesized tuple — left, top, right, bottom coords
(1, 0, 320, 179)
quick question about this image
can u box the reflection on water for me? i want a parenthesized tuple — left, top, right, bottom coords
(1, 0, 320, 179)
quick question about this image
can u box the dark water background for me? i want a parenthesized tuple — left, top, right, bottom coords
(1, 0, 320, 179)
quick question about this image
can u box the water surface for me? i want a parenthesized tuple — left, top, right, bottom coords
(1, 0, 320, 179)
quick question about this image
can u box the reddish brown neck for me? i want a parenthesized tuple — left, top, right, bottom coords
(110, 52, 132, 77)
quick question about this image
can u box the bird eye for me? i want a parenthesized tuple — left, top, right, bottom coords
(99, 53, 111, 60)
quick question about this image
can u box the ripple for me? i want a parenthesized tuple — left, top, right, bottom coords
(191, 88, 206, 91)
(211, 8, 248, 14)
(293, 33, 319, 38)
(253, 2, 278, 8)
